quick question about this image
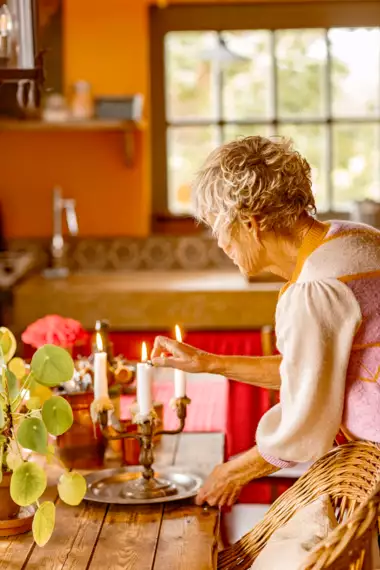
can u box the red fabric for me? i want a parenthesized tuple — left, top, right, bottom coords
(24, 330, 264, 360)
(335, 430, 349, 446)
(120, 381, 227, 433)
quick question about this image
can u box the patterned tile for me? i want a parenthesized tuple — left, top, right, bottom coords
(7, 235, 233, 272)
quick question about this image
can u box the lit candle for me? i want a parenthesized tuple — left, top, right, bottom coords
(174, 325, 186, 398)
(93, 351, 108, 400)
(137, 342, 153, 416)
(96, 332, 103, 352)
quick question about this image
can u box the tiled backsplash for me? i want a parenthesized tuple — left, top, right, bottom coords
(7, 235, 234, 272)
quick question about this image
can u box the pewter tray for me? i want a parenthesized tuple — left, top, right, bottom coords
(84, 466, 203, 505)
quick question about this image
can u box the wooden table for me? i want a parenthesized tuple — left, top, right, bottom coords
(0, 433, 223, 570)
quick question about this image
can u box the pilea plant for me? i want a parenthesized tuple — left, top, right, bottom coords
(0, 327, 87, 546)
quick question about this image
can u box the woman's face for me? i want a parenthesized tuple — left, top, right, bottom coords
(217, 221, 267, 277)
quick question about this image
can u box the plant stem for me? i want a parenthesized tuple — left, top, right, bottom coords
(1, 371, 13, 456)
(11, 373, 32, 411)
(11, 428, 24, 462)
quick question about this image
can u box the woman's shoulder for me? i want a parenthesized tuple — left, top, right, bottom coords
(324, 219, 380, 239)
(298, 219, 380, 282)
(276, 278, 362, 328)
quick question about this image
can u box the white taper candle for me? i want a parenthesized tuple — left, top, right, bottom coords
(174, 325, 186, 398)
(136, 342, 153, 416)
(93, 351, 108, 400)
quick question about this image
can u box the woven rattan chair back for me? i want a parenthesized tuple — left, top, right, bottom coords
(218, 442, 380, 570)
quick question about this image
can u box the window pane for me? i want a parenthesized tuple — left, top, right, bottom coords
(222, 31, 272, 120)
(276, 29, 327, 118)
(330, 28, 380, 118)
(223, 124, 273, 143)
(167, 126, 218, 214)
(332, 124, 380, 210)
(165, 31, 218, 120)
(277, 124, 328, 211)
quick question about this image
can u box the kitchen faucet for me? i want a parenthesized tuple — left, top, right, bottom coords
(43, 186, 79, 278)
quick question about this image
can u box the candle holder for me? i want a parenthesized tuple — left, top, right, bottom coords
(97, 396, 191, 501)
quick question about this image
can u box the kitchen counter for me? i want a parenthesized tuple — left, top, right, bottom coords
(12, 271, 283, 331)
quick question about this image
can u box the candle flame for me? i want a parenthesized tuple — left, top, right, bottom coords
(175, 325, 182, 343)
(96, 332, 103, 352)
(141, 341, 148, 362)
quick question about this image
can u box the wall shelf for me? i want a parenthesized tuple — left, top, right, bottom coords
(0, 119, 144, 166)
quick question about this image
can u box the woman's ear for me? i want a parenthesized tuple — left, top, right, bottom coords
(248, 217, 259, 233)
(248, 217, 263, 244)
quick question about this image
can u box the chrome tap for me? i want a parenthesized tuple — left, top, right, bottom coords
(43, 186, 78, 278)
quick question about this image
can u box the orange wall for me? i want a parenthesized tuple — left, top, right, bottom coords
(1, 0, 150, 238)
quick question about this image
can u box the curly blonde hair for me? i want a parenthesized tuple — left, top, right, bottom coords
(193, 136, 316, 236)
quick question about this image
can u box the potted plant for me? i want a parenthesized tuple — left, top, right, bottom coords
(0, 327, 87, 546)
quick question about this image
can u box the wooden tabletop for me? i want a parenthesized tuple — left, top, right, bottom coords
(0, 433, 224, 570)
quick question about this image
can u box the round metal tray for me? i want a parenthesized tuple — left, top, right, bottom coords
(84, 466, 203, 505)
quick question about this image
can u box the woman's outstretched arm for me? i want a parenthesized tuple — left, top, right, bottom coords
(151, 336, 282, 390)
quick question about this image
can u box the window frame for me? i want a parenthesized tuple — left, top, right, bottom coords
(149, 1, 380, 232)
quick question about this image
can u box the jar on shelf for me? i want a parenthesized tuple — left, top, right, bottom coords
(70, 80, 94, 120)
(42, 93, 70, 122)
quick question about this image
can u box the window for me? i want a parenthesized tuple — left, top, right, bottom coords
(150, 2, 380, 221)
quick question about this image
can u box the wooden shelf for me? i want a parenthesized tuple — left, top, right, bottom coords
(0, 118, 141, 131)
(0, 119, 144, 165)
(0, 67, 42, 83)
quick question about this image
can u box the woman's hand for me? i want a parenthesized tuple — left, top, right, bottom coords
(195, 447, 279, 507)
(151, 336, 217, 374)
(195, 460, 248, 507)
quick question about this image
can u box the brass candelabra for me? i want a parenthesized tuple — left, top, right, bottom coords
(98, 396, 191, 500)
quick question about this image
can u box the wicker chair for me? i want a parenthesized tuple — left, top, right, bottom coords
(218, 441, 380, 570)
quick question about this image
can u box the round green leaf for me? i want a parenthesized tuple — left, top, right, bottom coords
(29, 380, 53, 405)
(8, 357, 27, 381)
(30, 345, 74, 388)
(58, 471, 87, 506)
(0, 328, 16, 363)
(5, 369, 19, 403)
(10, 462, 47, 506)
(17, 418, 48, 454)
(26, 397, 41, 411)
(42, 396, 73, 436)
(6, 449, 23, 471)
(32, 501, 56, 547)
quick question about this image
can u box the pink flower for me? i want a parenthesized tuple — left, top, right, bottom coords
(22, 315, 88, 349)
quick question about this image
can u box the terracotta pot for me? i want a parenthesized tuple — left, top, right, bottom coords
(0, 473, 20, 520)
(57, 392, 106, 469)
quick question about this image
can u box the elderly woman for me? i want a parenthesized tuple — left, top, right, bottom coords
(151, 136, 380, 507)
